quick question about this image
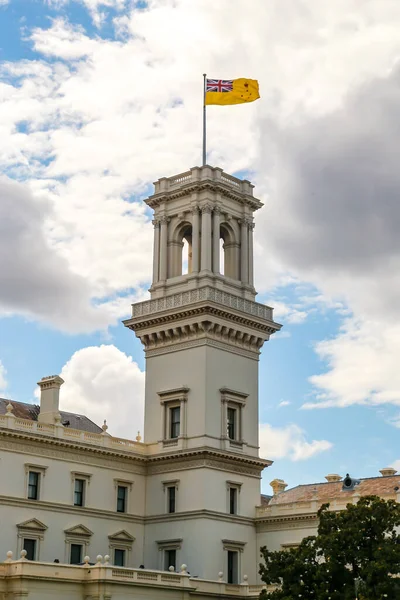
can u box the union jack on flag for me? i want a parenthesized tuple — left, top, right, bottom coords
(206, 79, 233, 93)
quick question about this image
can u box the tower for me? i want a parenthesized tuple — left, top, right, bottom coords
(124, 165, 280, 581)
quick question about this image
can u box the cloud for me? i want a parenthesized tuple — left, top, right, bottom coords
(259, 422, 332, 461)
(46, 0, 126, 27)
(303, 318, 400, 409)
(278, 400, 291, 408)
(0, 361, 8, 394)
(390, 460, 400, 472)
(271, 301, 308, 325)
(0, 176, 111, 332)
(58, 344, 145, 438)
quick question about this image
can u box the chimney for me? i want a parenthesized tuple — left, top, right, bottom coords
(379, 467, 397, 477)
(325, 474, 342, 483)
(270, 478, 288, 496)
(37, 375, 64, 424)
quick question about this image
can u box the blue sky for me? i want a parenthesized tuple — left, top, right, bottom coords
(1, 0, 400, 495)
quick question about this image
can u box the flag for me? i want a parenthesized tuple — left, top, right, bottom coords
(205, 78, 260, 106)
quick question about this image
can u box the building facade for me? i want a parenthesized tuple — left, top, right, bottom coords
(0, 165, 398, 599)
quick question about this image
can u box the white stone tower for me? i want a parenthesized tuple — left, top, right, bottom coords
(124, 165, 280, 582)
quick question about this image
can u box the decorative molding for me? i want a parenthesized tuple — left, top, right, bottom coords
(17, 518, 48, 533)
(145, 337, 260, 361)
(64, 524, 93, 537)
(129, 287, 274, 322)
(147, 179, 262, 212)
(108, 530, 135, 543)
(145, 508, 254, 526)
(0, 494, 145, 524)
(222, 539, 246, 552)
(133, 317, 268, 354)
(0, 434, 147, 473)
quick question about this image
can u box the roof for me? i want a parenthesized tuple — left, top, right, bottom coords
(268, 475, 400, 505)
(0, 399, 102, 434)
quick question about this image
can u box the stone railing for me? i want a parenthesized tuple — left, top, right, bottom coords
(0, 414, 146, 455)
(131, 286, 273, 321)
(154, 166, 254, 196)
(256, 490, 400, 518)
(1, 555, 267, 597)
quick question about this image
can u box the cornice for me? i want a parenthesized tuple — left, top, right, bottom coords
(0, 433, 147, 473)
(0, 495, 144, 524)
(146, 180, 262, 211)
(145, 337, 260, 361)
(255, 512, 319, 530)
(146, 448, 271, 478)
(144, 508, 255, 526)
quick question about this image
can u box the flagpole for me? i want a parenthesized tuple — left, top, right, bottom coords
(202, 73, 207, 166)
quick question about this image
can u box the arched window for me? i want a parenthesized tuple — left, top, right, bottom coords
(220, 222, 239, 280)
(182, 238, 190, 275)
(219, 238, 225, 275)
(169, 222, 193, 278)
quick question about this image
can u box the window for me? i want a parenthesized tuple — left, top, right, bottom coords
(108, 530, 135, 568)
(167, 486, 176, 513)
(164, 549, 176, 571)
(70, 543, 83, 564)
(74, 479, 85, 507)
(169, 406, 180, 439)
(226, 481, 242, 515)
(23, 538, 36, 561)
(227, 550, 238, 584)
(28, 471, 40, 500)
(156, 538, 182, 571)
(227, 407, 236, 440)
(220, 388, 248, 449)
(158, 387, 189, 446)
(114, 548, 126, 567)
(163, 480, 179, 513)
(229, 487, 237, 515)
(222, 539, 245, 584)
(117, 486, 127, 513)
(64, 524, 93, 563)
(17, 519, 47, 561)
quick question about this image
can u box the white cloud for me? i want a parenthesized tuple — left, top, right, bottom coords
(278, 400, 291, 408)
(46, 1, 126, 27)
(259, 422, 332, 462)
(58, 345, 145, 439)
(391, 460, 400, 472)
(303, 318, 400, 410)
(0, 361, 8, 394)
(271, 301, 308, 325)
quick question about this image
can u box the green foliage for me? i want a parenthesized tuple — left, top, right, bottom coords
(259, 495, 400, 600)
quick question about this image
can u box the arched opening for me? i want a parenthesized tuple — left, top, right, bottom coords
(182, 238, 190, 275)
(220, 222, 239, 280)
(169, 221, 193, 277)
(219, 237, 225, 275)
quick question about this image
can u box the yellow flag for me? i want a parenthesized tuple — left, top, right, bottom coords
(205, 78, 260, 106)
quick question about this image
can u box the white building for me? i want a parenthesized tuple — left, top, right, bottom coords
(1, 165, 397, 599)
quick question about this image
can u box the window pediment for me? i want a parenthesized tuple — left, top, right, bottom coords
(64, 524, 93, 537)
(108, 530, 135, 543)
(17, 518, 48, 532)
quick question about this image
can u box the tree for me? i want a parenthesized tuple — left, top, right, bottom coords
(259, 495, 400, 600)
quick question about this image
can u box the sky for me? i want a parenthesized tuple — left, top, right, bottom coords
(1, 0, 400, 494)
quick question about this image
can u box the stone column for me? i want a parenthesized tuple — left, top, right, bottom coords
(200, 204, 212, 272)
(152, 219, 160, 284)
(240, 219, 249, 284)
(191, 206, 200, 273)
(248, 221, 254, 287)
(159, 216, 169, 281)
(212, 207, 221, 274)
